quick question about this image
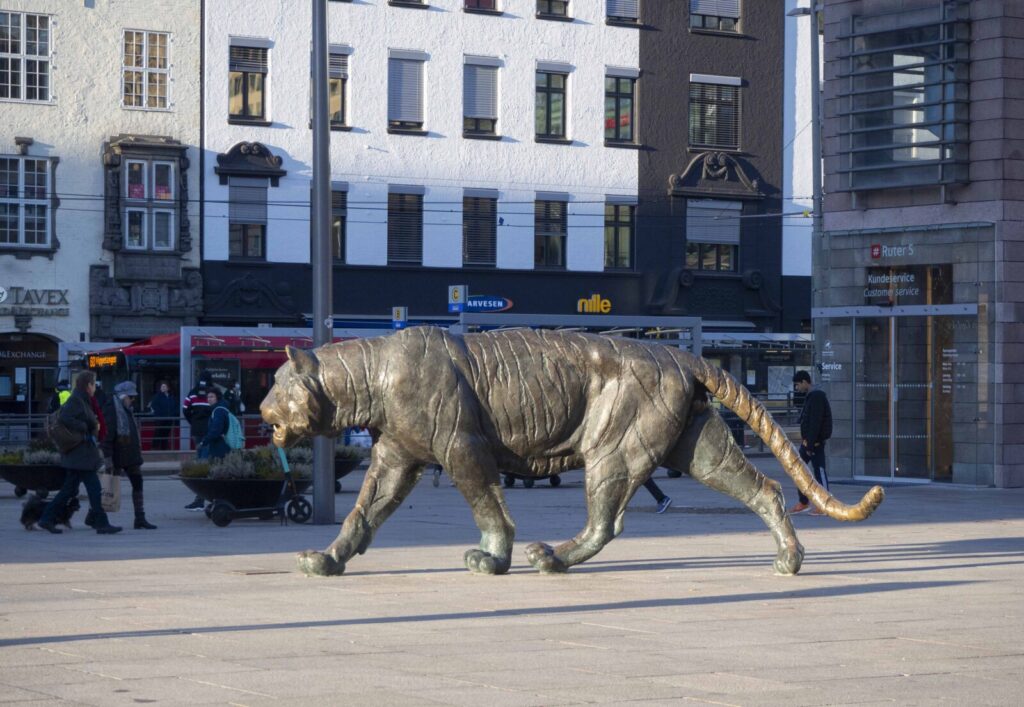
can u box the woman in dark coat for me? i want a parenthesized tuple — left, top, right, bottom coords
(101, 381, 156, 530)
(37, 371, 122, 535)
(197, 389, 231, 461)
(148, 381, 177, 450)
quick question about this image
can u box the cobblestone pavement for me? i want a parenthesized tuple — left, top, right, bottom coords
(1, 460, 1022, 706)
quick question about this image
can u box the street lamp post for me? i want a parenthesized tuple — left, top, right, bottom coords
(310, 0, 334, 524)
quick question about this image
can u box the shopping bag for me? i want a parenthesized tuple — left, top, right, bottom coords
(99, 470, 121, 513)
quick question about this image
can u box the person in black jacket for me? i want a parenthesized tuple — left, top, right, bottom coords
(182, 379, 212, 510)
(789, 370, 832, 515)
(148, 381, 178, 451)
(101, 381, 157, 530)
(37, 371, 122, 535)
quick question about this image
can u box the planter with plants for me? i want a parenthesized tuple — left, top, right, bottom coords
(176, 447, 313, 526)
(1, 440, 65, 498)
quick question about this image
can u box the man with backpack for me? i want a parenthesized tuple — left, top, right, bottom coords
(789, 370, 833, 516)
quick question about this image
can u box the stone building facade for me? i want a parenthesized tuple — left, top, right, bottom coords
(817, 0, 1021, 487)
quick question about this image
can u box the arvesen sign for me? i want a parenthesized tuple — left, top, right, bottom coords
(0, 286, 70, 317)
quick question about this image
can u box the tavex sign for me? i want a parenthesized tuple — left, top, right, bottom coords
(0, 286, 71, 317)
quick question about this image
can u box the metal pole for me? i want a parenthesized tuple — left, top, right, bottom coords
(311, 0, 334, 524)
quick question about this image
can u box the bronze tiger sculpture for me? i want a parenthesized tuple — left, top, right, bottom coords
(260, 327, 884, 577)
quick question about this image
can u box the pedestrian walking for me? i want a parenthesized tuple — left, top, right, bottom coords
(197, 389, 232, 461)
(101, 381, 157, 530)
(643, 477, 673, 514)
(47, 380, 71, 413)
(182, 379, 212, 510)
(223, 379, 245, 415)
(789, 370, 833, 516)
(36, 371, 122, 535)
(148, 381, 178, 451)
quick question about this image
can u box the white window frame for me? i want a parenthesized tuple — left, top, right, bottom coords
(123, 158, 177, 251)
(0, 11, 52, 103)
(122, 29, 171, 111)
(0, 156, 51, 248)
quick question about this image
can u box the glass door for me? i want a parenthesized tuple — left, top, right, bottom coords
(856, 317, 893, 478)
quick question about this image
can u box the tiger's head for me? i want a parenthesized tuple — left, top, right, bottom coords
(260, 346, 334, 448)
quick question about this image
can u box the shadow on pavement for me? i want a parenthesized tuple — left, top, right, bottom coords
(0, 579, 973, 649)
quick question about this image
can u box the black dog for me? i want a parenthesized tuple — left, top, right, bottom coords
(20, 495, 80, 530)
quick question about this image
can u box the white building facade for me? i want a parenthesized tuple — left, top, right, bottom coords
(202, 0, 642, 325)
(0, 0, 200, 414)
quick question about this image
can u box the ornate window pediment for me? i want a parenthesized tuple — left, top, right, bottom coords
(668, 151, 763, 200)
(214, 141, 286, 186)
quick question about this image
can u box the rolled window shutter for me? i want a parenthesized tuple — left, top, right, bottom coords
(388, 58, 424, 123)
(230, 46, 267, 73)
(690, 0, 740, 18)
(607, 0, 639, 19)
(463, 196, 497, 266)
(228, 177, 268, 224)
(329, 53, 348, 80)
(464, 64, 497, 120)
(387, 192, 423, 264)
(686, 200, 741, 244)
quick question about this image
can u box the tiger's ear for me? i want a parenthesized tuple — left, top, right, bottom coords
(286, 346, 320, 376)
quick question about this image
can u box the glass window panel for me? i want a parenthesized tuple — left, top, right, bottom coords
(229, 72, 244, 115)
(245, 224, 264, 258)
(124, 31, 143, 68)
(154, 163, 173, 200)
(147, 71, 167, 108)
(0, 158, 18, 198)
(124, 70, 143, 106)
(247, 72, 264, 117)
(686, 242, 699, 269)
(153, 211, 172, 248)
(24, 159, 45, 198)
(720, 245, 734, 271)
(0, 203, 18, 243)
(126, 210, 146, 248)
(147, 32, 167, 69)
(127, 162, 146, 199)
(23, 203, 46, 244)
(0, 13, 21, 55)
(549, 93, 564, 135)
(329, 77, 344, 124)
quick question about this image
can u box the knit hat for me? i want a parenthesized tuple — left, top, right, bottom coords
(114, 381, 139, 397)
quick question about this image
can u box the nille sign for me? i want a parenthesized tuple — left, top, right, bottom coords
(577, 293, 612, 314)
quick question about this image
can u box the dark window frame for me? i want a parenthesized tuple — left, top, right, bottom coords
(537, 0, 570, 20)
(387, 192, 423, 265)
(604, 203, 634, 270)
(228, 223, 266, 260)
(331, 190, 347, 261)
(536, 71, 567, 140)
(534, 199, 567, 269)
(0, 154, 53, 250)
(685, 242, 737, 272)
(228, 46, 268, 123)
(605, 76, 636, 144)
(463, 195, 497, 267)
(689, 81, 740, 150)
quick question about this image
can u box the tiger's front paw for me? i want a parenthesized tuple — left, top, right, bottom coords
(525, 542, 568, 574)
(297, 550, 346, 577)
(464, 549, 510, 575)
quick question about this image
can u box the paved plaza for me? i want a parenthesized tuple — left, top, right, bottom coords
(1, 459, 1022, 706)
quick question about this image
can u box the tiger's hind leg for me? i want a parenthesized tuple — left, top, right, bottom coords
(664, 410, 804, 575)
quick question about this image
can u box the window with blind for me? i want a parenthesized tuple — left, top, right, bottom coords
(464, 62, 498, 136)
(387, 191, 423, 265)
(0, 156, 51, 248)
(689, 82, 739, 149)
(537, 1, 569, 19)
(604, 203, 633, 269)
(388, 56, 425, 131)
(463, 194, 497, 267)
(0, 12, 51, 102)
(123, 31, 169, 109)
(536, 71, 567, 140)
(465, 0, 497, 10)
(329, 52, 348, 127)
(605, 76, 635, 143)
(228, 45, 267, 122)
(332, 190, 347, 261)
(606, 0, 639, 23)
(228, 177, 267, 260)
(534, 199, 567, 269)
(685, 199, 739, 272)
(690, 0, 740, 32)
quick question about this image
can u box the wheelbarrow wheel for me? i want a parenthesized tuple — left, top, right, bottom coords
(286, 496, 312, 524)
(549, 475, 561, 488)
(209, 501, 234, 527)
(14, 486, 27, 498)
(335, 480, 342, 493)
(503, 475, 515, 488)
